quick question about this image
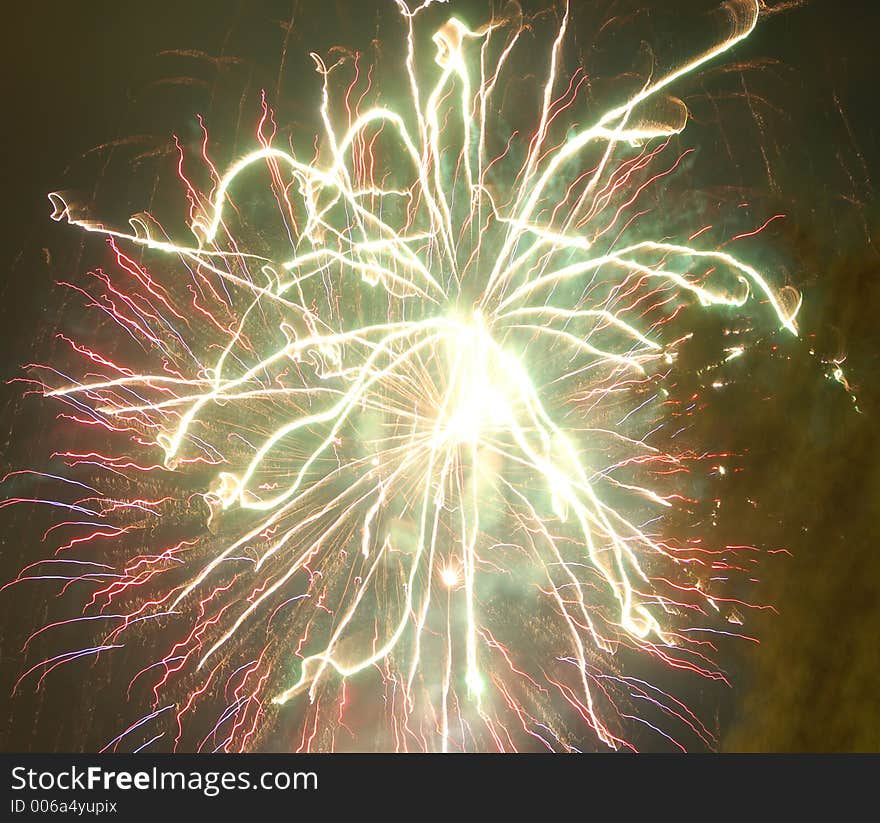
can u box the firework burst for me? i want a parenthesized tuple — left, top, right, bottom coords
(8, 0, 799, 752)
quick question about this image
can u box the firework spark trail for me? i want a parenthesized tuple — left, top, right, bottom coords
(10, 0, 798, 751)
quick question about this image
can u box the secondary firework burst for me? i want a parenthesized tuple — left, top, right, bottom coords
(9, 0, 799, 751)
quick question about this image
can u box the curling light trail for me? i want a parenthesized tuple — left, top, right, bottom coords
(10, 0, 799, 752)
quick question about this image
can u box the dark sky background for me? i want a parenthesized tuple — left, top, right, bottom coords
(0, 0, 877, 752)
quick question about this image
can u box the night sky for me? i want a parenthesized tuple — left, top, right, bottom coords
(1, 0, 878, 752)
